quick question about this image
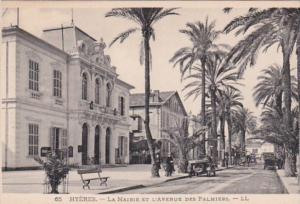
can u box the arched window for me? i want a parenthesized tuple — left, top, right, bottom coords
(95, 78, 100, 104)
(82, 73, 88, 100)
(106, 83, 112, 107)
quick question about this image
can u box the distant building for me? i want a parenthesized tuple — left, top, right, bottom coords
(129, 90, 187, 163)
(1, 25, 134, 169)
(188, 113, 205, 159)
(246, 139, 275, 156)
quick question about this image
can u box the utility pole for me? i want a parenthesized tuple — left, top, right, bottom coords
(17, 8, 19, 27)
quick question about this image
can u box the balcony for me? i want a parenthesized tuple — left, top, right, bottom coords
(79, 100, 120, 117)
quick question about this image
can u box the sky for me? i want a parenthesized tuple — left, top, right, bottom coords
(2, 7, 297, 119)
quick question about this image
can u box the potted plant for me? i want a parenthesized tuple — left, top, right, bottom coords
(34, 152, 69, 194)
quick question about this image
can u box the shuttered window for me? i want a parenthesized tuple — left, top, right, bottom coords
(50, 127, 68, 150)
(118, 136, 128, 157)
(28, 124, 39, 156)
(53, 70, 62, 97)
(29, 60, 39, 91)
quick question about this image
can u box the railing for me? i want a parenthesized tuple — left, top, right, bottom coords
(79, 100, 119, 116)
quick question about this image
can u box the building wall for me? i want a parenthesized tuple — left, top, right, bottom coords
(129, 92, 187, 159)
(129, 106, 161, 139)
(1, 27, 132, 169)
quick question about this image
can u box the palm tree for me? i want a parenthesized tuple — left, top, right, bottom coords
(170, 18, 223, 156)
(297, 30, 300, 184)
(257, 105, 299, 175)
(218, 87, 243, 165)
(253, 64, 298, 114)
(183, 53, 239, 162)
(232, 107, 257, 153)
(106, 8, 178, 177)
(162, 118, 206, 173)
(224, 8, 299, 176)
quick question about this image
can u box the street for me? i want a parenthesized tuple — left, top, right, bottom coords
(121, 163, 286, 194)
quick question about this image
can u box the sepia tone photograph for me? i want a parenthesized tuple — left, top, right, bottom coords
(1, 1, 300, 203)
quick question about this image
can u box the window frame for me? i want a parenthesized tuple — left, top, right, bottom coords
(28, 123, 39, 156)
(53, 70, 62, 98)
(29, 60, 39, 92)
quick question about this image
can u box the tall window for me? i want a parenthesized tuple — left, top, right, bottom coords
(118, 136, 128, 157)
(53, 70, 62, 97)
(29, 60, 39, 91)
(106, 83, 112, 107)
(95, 78, 100, 104)
(82, 73, 88, 100)
(28, 124, 39, 156)
(118, 96, 125, 116)
(50, 127, 67, 150)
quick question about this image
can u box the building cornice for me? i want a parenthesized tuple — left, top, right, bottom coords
(2, 26, 69, 59)
(116, 78, 135, 90)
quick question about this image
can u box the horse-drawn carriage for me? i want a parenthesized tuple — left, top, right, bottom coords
(187, 158, 216, 177)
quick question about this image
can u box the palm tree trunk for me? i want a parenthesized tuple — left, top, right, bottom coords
(210, 88, 218, 164)
(177, 144, 188, 173)
(282, 50, 296, 176)
(282, 51, 293, 127)
(241, 129, 246, 153)
(220, 115, 226, 167)
(275, 92, 282, 115)
(284, 143, 297, 177)
(143, 28, 159, 177)
(296, 34, 300, 184)
(227, 112, 233, 165)
(200, 58, 206, 156)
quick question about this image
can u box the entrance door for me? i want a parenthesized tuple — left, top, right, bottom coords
(82, 123, 88, 165)
(94, 125, 100, 165)
(105, 128, 111, 164)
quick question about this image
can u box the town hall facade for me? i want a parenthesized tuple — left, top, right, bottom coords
(1, 25, 134, 169)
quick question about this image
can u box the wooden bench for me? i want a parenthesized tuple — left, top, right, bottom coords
(77, 168, 109, 189)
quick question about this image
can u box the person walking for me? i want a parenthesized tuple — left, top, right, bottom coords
(165, 153, 175, 176)
(224, 152, 229, 168)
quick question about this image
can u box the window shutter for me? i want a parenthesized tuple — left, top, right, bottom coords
(124, 137, 128, 156)
(118, 136, 121, 156)
(118, 96, 121, 113)
(50, 127, 54, 150)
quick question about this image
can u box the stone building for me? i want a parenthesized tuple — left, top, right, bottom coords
(1, 25, 134, 169)
(129, 90, 187, 163)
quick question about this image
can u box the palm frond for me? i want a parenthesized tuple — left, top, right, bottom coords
(109, 28, 138, 47)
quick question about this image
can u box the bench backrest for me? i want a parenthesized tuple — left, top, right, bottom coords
(77, 168, 102, 175)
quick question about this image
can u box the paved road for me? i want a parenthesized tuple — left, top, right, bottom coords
(121, 163, 286, 194)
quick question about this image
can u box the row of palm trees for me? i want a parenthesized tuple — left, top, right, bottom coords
(223, 8, 300, 177)
(106, 8, 299, 177)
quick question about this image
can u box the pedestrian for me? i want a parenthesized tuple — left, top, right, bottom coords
(224, 152, 229, 168)
(155, 152, 161, 169)
(246, 154, 251, 167)
(165, 153, 175, 176)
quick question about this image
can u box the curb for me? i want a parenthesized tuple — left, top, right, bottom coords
(99, 166, 232, 194)
(275, 170, 289, 194)
(98, 185, 145, 194)
(99, 175, 189, 194)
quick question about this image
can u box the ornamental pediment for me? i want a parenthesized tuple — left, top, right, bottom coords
(77, 38, 113, 70)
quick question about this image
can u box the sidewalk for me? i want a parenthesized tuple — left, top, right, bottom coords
(2, 165, 187, 194)
(2, 164, 231, 194)
(276, 169, 300, 194)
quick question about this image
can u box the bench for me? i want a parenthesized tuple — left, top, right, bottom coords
(77, 168, 109, 189)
